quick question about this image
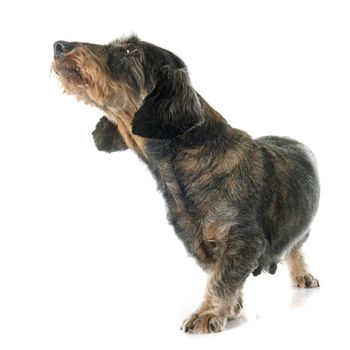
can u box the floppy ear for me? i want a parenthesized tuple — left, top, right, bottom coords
(92, 116, 128, 152)
(132, 65, 203, 139)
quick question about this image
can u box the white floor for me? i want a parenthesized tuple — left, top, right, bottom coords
(174, 262, 347, 350)
(0, 219, 348, 350)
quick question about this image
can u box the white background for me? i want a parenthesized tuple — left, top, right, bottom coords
(1, 0, 349, 349)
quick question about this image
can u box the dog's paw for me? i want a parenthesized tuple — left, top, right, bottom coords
(181, 312, 227, 334)
(294, 273, 320, 288)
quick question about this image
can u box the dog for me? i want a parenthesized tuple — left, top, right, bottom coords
(52, 35, 320, 334)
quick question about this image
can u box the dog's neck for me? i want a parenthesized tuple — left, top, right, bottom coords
(105, 110, 149, 160)
(104, 96, 238, 162)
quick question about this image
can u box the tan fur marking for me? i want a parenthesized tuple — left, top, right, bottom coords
(181, 261, 242, 333)
(112, 114, 148, 159)
(181, 290, 234, 333)
(53, 45, 148, 158)
(203, 225, 229, 242)
(285, 248, 319, 288)
(231, 296, 243, 319)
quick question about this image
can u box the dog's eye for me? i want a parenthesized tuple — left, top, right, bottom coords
(124, 43, 138, 55)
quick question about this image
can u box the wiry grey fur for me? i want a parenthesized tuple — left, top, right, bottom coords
(53, 34, 320, 334)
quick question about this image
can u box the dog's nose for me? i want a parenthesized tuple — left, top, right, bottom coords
(54, 41, 76, 58)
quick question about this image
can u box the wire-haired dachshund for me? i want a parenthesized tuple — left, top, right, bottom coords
(52, 35, 320, 333)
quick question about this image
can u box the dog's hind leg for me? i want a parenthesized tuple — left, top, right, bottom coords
(285, 247, 320, 288)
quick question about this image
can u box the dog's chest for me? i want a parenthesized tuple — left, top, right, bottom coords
(144, 140, 213, 220)
(106, 113, 148, 160)
(152, 159, 187, 212)
(145, 141, 196, 220)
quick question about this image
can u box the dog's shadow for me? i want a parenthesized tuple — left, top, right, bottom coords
(289, 287, 320, 309)
(226, 287, 320, 331)
(226, 313, 249, 330)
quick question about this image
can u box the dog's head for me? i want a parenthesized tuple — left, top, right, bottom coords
(53, 35, 203, 139)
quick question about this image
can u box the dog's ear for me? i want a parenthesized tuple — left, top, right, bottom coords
(132, 65, 203, 139)
(92, 116, 128, 152)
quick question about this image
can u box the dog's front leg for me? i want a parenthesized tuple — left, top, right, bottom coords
(92, 116, 128, 153)
(182, 229, 264, 334)
(181, 279, 242, 334)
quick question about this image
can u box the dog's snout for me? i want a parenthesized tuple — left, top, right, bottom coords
(54, 41, 76, 58)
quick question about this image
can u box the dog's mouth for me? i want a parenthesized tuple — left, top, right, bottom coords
(53, 41, 85, 84)
(53, 57, 85, 84)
